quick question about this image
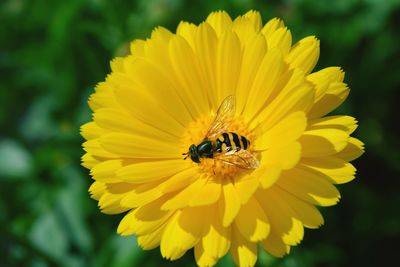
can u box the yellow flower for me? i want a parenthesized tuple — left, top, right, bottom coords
(81, 10, 364, 267)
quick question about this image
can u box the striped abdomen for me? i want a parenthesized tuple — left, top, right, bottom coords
(214, 132, 250, 153)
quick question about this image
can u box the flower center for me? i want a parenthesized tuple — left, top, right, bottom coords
(182, 115, 256, 180)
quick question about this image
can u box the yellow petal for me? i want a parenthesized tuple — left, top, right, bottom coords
(236, 33, 268, 114)
(90, 159, 122, 182)
(243, 48, 285, 120)
(218, 181, 241, 227)
(129, 39, 146, 57)
(94, 108, 178, 143)
(112, 74, 185, 137)
(308, 115, 357, 134)
(161, 207, 206, 260)
(106, 182, 137, 194)
(253, 81, 314, 130)
(88, 181, 106, 201)
(267, 27, 292, 55)
(255, 164, 282, 189)
(143, 27, 174, 77)
(233, 16, 257, 45)
(261, 232, 290, 258)
(254, 111, 307, 150)
(120, 182, 163, 208)
(243, 10, 262, 32)
(273, 186, 324, 229)
(201, 205, 231, 260)
(335, 137, 365, 161)
(80, 122, 106, 140)
(118, 196, 173, 236)
(116, 159, 191, 183)
(122, 57, 194, 125)
(110, 57, 125, 72)
(230, 226, 258, 267)
(137, 224, 166, 250)
(81, 153, 99, 169)
(281, 67, 307, 92)
(194, 242, 217, 267)
(150, 26, 173, 42)
(117, 210, 138, 236)
(261, 141, 301, 170)
(176, 21, 197, 48)
(161, 167, 200, 193)
(216, 30, 242, 103)
(98, 192, 129, 214)
(99, 133, 180, 159)
(235, 197, 270, 242)
(161, 177, 207, 210)
(234, 175, 260, 204)
(299, 128, 349, 157)
(277, 167, 341, 206)
(286, 36, 319, 74)
(169, 35, 209, 118)
(189, 179, 222, 207)
(300, 157, 356, 184)
(261, 18, 285, 37)
(308, 82, 349, 119)
(256, 188, 304, 245)
(307, 67, 344, 101)
(206, 11, 232, 36)
(88, 82, 119, 111)
(83, 139, 118, 159)
(195, 22, 218, 108)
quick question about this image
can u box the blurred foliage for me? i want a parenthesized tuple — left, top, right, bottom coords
(1, 0, 399, 266)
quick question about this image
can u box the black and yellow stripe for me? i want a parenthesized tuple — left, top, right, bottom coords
(214, 132, 250, 153)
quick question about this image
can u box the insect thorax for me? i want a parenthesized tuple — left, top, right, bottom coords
(196, 140, 214, 158)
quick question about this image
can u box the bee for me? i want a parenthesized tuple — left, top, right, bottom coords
(183, 95, 259, 169)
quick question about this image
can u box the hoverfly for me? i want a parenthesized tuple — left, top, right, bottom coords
(182, 95, 259, 169)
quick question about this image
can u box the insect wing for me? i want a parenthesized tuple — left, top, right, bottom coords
(216, 149, 260, 170)
(205, 95, 236, 139)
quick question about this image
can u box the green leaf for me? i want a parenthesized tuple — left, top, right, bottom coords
(110, 235, 144, 267)
(0, 139, 32, 179)
(28, 211, 68, 260)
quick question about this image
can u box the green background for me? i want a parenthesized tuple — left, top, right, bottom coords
(1, 0, 399, 266)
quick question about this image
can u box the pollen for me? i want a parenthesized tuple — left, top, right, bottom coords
(182, 114, 256, 180)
